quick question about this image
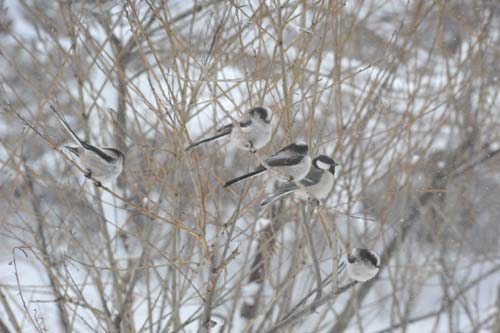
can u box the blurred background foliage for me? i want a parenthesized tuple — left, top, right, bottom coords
(0, 0, 499, 332)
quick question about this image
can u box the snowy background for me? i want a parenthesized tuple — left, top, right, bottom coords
(1, 0, 500, 332)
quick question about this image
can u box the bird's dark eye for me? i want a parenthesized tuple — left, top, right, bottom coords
(251, 107, 268, 121)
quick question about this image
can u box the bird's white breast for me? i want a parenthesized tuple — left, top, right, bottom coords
(231, 118, 272, 151)
(307, 171, 334, 200)
(347, 261, 379, 282)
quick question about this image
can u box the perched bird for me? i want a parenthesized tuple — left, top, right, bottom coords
(51, 105, 124, 185)
(260, 155, 338, 207)
(346, 248, 380, 282)
(185, 107, 272, 153)
(223, 143, 311, 188)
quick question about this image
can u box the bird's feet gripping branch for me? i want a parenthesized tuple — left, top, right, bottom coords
(84, 169, 102, 187)
(244, 140, 256, 153)
(308, 197, 321, 207)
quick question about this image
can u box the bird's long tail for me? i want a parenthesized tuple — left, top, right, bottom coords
(224, 166, 266, 188)
(185, 131, 230, 151)
(64, 146, 80, 157)
(260, 185, 297, 208)
(50, 105, 85, 148)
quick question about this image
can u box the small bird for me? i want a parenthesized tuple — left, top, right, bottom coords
(260, 155, 338, 207)
(185, 107, 272, 153)
(223, 143, 311, 188)
(50, 105, 124, 185)
(346, 248, 380, 282)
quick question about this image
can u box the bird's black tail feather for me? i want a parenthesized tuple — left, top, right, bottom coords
(65, 146, 80, 157)
(50, 105, 85, 148)
(260, 186, 296, 208)
(224, 166, 266, 188)
(185, 131, 230, 151)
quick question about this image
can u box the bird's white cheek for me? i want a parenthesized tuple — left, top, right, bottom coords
(316, 160, 331, 170)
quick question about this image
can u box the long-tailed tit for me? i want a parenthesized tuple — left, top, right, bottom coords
(346, 248, 380, 282)
(224, 143, 311, 187)
(260, 155, 338, 207)
(185, 107, 272, 153)
(51, 105, 124, 185)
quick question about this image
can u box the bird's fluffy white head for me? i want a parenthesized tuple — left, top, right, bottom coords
(250, 107, 272, 123)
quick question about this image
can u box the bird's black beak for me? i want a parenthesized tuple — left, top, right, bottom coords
(330, 162, 338, 174)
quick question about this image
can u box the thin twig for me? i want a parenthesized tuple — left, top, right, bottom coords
(0, 287, 21, 332)
(264, 282, 357, 333)
(22, 157, 70, 332)
(300, 204, 323, 302)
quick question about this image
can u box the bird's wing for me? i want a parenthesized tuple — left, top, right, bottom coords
(238, 119, 252, 128)
(216, 117, 252, 134)
(265, 146, 305, 167)
(217, 111, 252, 133)
(299, 168, 323, 186)
(81, 142, 118, 163)
(276, 181, 299, 194)
(216, 123, 234, 134)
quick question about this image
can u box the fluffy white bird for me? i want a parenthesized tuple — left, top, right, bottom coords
(51, 105, 124, 185)
(185, 107, 272, 153)
(346, 248, 380, 282)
